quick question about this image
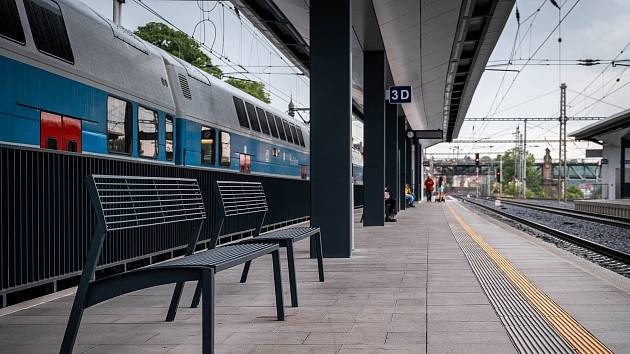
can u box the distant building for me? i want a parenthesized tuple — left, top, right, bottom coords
(571, 109, 630, 199)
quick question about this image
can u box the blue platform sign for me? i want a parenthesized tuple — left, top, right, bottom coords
(389, 86, 412, 104)
(601, 158, 608, 165)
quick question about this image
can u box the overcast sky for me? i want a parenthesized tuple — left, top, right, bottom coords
(430, 0, 630, 161)
(82, 0, 629, 161)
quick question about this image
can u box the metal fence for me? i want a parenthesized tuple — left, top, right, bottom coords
(0, 144, 310, 307)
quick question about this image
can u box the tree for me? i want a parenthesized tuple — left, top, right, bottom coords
(225, 78, 271, 104)
(566, 185, 584, 200)
(499, 148, 543, 198)
(134, 22, 271, 103)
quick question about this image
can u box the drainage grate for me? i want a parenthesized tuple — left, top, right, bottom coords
(450, 225, 575, 354)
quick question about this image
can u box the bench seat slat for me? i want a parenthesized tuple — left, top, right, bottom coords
(153, 243, 277, 272)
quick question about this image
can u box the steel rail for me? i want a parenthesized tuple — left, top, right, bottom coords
(458, 197, 630, 265)
(499, 199, 630, 229)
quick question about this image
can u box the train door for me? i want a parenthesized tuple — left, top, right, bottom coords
(40, 112, 82, 152)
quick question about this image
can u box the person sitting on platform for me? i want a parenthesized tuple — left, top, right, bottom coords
(405, 184, 415, 207)
(424, 175, 434, 202)
(385, 187, 397, 222)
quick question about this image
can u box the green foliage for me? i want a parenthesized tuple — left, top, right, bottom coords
(499, 148, 544, 198)
(566, 185, 584, 200)
(134, 22, 271, 103)
(225, 78, 271, 104)
(135, 22, 222, 78)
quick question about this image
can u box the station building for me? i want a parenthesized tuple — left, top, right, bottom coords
(571, 109, 630, 216)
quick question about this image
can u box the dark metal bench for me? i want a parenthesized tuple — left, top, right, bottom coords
(60, 175, 284, 354)
(190, 181, 324, 309)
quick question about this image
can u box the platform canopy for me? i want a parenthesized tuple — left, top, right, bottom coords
(231, 0, 514, 143)
(571, 108, 630, 143)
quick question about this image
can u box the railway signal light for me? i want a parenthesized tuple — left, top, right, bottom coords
(496, 168, 501, 183)
(475, 153, 480, 166)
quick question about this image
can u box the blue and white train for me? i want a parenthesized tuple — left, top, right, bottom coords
(0, 0, 327, 180)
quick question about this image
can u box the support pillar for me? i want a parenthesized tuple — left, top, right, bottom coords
(405, 136, 413, 198)
(385, 103, 398, 213)
(414, 141, 421, 202)
(363, 51, 386, 226)
(398, 116, 407, 211)
(310, 0, 352, 258)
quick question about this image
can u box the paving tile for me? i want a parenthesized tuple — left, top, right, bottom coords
(5, 202, 630, 353)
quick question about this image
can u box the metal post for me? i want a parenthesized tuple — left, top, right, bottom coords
(363, 51, 386, 226)
(113, 0, 124, 25)
(559, 83, 567, 202)
(523, 119, 527, 198)
(310, 0, 352, 257)
(499, 155, 503, 198)
(414, 141, 421, 203)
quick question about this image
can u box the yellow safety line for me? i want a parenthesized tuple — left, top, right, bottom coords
(446, 203, 612, 354)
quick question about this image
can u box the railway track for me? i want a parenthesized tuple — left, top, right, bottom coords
(458, 197, 630, 275)
(501, 199, 630, 229)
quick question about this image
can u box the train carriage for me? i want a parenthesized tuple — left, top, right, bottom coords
(0, 0, 311, 179)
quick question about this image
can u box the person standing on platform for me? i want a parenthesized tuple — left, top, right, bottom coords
(424, 176, 434, 202)
(436, 176, 445, 202)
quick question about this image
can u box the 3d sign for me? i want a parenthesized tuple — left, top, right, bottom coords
(388, 86, 412, 104)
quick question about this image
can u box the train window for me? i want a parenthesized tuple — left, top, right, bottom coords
(283, 120, 295, 144)
(233, 96, 250, 129)
(107, 96, 132, 155)
(24, 0, 74, 63)
(0, 0, 26, 44)
(165, 115, 174, 161)
(239, 153, 252, 174)
(46, 137, 58, 149)
(138, 106, 158, 159)
(201, 126, 215, 165)
(256, 107, 271, 135)
(289, 124, 299, 145)
(274, 115, 287, 141)
(296, 128, 305, 147)
(300, 165, 307, 180)
(266, 111, 279, 138)
(220, 131, 231, 166)
(245, 102, 261, 132)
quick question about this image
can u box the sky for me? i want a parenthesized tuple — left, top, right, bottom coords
(81, 0, 630, 162)
(428, 0, 630, 161)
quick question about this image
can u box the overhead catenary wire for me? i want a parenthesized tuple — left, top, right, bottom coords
(131, 0, 308, 108)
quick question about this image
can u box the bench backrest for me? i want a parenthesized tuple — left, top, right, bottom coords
(79, 174, 206, 287)
(87, 175, 206, 231)
(210, 181, 268, 247)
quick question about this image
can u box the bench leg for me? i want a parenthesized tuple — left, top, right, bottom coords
(315, 233, 325, 282)
(60, 285, 89, 353)
(271, 250, 285, 321)
(191, 282, 202, 309)
(286, 241, 299, 307)
(166, 282, 185, 321)
(201, 269, 215, 354)
(239, 260, 252, 283)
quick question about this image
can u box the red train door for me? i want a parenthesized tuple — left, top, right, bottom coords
(40, 112, 62, 150)
(40, 112, 82, 152)
(62, 116, 82, 152)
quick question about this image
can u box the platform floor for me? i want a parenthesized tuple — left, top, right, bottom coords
(1, 201, 630, 353)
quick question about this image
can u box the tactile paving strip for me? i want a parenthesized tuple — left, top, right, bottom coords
(450, 227, 573, 354)
(447, 203, 612, 354)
